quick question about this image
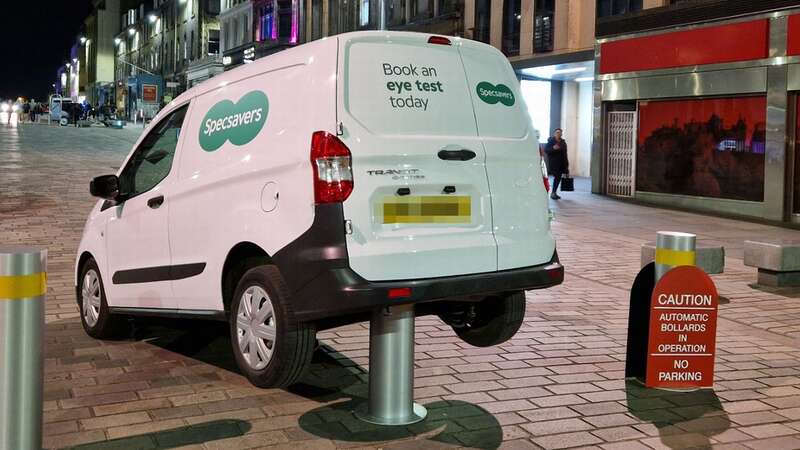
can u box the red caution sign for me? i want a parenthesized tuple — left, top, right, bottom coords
(646, 265, 718, 389)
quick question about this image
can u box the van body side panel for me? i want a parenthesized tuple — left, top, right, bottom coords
(168, 38, 338, 310)
(338, 32, 498, 282)
(458, 40, 556, 270)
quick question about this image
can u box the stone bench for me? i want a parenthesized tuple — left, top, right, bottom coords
(641, 243, 725, 274)
(744, 240, 800, 287)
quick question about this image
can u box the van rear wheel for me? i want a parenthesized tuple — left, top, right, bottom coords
(230, 265, 315, 388)
(452, 291, 526, 347)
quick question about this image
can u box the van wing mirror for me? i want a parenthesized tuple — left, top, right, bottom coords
(90, 174, 120, 201)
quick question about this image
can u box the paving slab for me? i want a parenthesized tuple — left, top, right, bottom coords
(3, 124, 800, 449)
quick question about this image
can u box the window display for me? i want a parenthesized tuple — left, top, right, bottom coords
(636, 96, 766, 202)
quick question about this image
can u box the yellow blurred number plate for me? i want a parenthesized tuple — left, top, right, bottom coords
(383, 196, 471, 224)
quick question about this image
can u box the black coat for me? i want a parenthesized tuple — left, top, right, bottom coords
(544, 137, 569, 176)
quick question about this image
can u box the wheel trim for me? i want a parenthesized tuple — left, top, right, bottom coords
(81, 270, 101, 327)
(236, 286, 277, 370)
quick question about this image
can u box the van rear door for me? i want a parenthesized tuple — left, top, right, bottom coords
(338, 32, 497, 281)
(458, 39, 556, 270)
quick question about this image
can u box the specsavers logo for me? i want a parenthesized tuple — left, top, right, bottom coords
(199, 90, 269, 152)
(476, 82, 515, 107)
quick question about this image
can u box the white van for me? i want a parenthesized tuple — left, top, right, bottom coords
(76, 31, 563, 388)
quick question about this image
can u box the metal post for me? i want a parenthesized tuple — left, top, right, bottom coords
(655, 231, 696, 282)
(355, 304, 427, 425)
(0, 246, 46, 450)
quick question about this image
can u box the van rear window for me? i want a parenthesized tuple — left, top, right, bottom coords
(343, 41, 477, 136)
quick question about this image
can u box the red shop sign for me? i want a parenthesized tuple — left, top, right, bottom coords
(645, 265, 718, 389)
(142, 84, 158, 103)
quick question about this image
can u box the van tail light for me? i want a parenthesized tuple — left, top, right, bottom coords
(311, 131, 353, 204)
(428, 36, 451, 46)
(539, 147, 550, 192)
(388, 287, 412, 299)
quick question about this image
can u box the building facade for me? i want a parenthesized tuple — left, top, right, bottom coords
(220, 0, 254, 68)
(111, 0, 220, 120)
(592, 0, 800, 223)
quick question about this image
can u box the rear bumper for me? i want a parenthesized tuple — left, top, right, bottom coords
(289, 257, 563, 322)
(273, 204, 564, 323)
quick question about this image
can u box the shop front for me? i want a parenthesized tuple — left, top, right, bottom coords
(593, 10, 800, 222)
(125, 73, 164, 121)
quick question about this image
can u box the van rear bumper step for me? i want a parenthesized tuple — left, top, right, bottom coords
(291, 258, 563, 322)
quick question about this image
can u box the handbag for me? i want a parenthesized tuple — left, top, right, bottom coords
(560, 175, 574, 192)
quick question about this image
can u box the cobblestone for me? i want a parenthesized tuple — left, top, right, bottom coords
(3, 123, 800, 448)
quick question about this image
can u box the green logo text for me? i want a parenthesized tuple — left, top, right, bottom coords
(476, 82, 515, 107)
(199, 90, 269, 152)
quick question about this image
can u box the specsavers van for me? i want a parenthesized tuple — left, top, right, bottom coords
(76, 31, 564, 388)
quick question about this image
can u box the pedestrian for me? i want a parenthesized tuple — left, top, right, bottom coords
(29, 101, 37, 123)
(544, 128, 569, 200)
(21, 101, 30, 123)
(71, 104, 81, 127)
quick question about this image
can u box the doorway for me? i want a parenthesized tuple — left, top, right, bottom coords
(604, 103, 637, 197)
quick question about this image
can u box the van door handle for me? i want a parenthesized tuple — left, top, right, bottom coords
(147, 195, 164, 209)
(438, 149, 476, 161)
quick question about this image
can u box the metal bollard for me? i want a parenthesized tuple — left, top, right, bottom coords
(355, 304, 427, 425)
(655, 231, 696, 282)
(0, 246, 46, 450)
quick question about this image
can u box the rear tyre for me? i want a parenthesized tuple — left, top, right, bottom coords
(230, 265, 316, 388)
(453, 291, 526, 347)
(78, 258, 128, 339)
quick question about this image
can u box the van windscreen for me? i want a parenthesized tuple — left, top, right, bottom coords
(343, 40, 477, 136)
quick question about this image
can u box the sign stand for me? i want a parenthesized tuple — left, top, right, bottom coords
(626, 232, 719, 390)
(354, 304, 427, 425)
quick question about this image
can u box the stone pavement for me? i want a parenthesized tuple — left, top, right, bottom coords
(2, 122, 800, 449)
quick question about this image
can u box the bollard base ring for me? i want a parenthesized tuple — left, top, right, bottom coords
(354, 402, 427, 426)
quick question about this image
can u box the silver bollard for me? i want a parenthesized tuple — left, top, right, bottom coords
(355, 304, 427, 425)
(0, 246, 46, 450)
(655, 231, 696, 282)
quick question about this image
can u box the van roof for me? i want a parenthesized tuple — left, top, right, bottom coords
(160, 31, 491, 122)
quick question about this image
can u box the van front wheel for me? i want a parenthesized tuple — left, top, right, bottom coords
(452, 291, 526, 347)
(229, 265, 315, 388)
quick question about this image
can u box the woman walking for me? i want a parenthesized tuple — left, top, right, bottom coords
(544, 128, 569, 200)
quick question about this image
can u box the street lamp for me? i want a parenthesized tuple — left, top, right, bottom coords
(128, 28, 135, 36)
(148, 13, 158, 23)
(80, 36, 87, 44)
(114, 37, 121, 46)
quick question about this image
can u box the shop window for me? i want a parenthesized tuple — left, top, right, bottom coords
(474, 0, 490, 43)
(502, 0, 521, 56)
(597, 0, 643, 17)
(386, 0, 406, 27)
(411, 0, 434, 21)
(636, 96, 766, 202)
(208, 29, 220, 55)
(534, 0, 554, 52)
(258, 3, 276, 41)
(311, 0, 323, 39)
(276, 0, 299, 43)
(437, 0, 459, 15)
(329, 0, 374, 34)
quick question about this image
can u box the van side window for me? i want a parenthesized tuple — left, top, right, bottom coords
(118, 104, 189, 199)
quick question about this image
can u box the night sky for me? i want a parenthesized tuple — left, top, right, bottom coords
(0, 1, 94, 101)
